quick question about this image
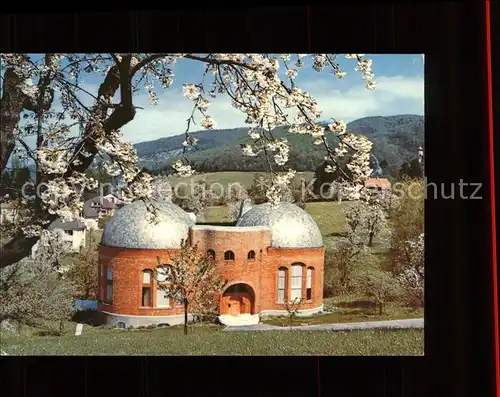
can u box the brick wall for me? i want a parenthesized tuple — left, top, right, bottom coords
(98, 227, 324, 316)
(98, 246, 186, 316)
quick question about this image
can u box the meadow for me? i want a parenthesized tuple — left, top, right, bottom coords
(1, 322, 423, 356)
(165, 170, 315, 190)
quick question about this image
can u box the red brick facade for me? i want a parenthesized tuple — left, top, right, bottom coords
(98, 226, 324, 317)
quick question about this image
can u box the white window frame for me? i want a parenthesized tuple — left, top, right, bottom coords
(277, 268, 287, 304)
(105, 266, 113, 304)
(156, 266, 170, 308)
(306, 268, 313, 300)
(156, 286, 171, 308)
(141, 269, 153, 307)
(142, 285, 152, 307)
(290, 264, 303, 302)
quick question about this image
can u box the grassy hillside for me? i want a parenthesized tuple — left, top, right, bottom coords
(166, 171, 314, 190)
(135, 115, 424, 180)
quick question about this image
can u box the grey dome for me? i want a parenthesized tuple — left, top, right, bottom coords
(236, 202, 323, 248)
(101, 199, 194, 249)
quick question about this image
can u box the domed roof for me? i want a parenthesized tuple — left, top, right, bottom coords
(101, 199, 194, 249)
(236, 202, 323, 248)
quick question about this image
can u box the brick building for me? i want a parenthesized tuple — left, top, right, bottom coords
(98, 199, 325, 327)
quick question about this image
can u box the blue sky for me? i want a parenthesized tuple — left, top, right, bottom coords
(18, 54, 425, 146)
(117, 54, 424, 143)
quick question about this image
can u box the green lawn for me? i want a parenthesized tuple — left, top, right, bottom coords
(1, 325, 423, 355)
(167, 171, 314, 190)
(203, 205, 232, 223)
(88, 229, 103, 246)
(262, 298, 424, 327)
(304, 201, 353, 238)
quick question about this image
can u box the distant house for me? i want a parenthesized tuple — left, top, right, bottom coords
(102, 193, 126, 206)
(364, 177, 391, 192)
(31, 218, 87, 258)
(81, 193, 126, 229)
(49, 218, 87, 251)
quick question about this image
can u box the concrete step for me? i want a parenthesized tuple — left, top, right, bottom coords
(218, 314, 260, 327)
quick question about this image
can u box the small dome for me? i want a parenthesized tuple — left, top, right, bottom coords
(186, 212, 197, 223)
(237, 198, 253, 219)
(101, 199, 194, 249)
(236, 202, 323, 248)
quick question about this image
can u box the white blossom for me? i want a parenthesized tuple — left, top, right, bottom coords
(286, 69, 298, 79)
(241, 144, 258, 157)
(1, 52, 377, 251)
(183, 84, 200, 100)
(328, 119, 347, 134)
(172, 160, 195, 177)
(248, 128, 261, 140)
(200, 115, 216, 130)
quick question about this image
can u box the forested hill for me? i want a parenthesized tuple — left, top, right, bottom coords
(134, 114, 424, 180)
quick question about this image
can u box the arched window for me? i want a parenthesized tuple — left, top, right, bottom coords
(277, 267, 287, 304)
(207, 249, 216, 260)
(290, 263, 304, 302)
(306, 267, 313, 300)
(156, 265, 170, 308)
(247, 250, 256, 260)
(142, 269, 153, 307)
(224, 250, 235, 261)
(104, 266, 113, 304)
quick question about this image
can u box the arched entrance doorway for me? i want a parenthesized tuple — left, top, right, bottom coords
(221, 283, 254, 316)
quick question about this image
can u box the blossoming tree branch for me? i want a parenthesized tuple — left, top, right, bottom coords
(0, 53, 375, 268)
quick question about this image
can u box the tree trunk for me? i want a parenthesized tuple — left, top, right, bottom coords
(0, 60, 135, 270)
(368, 231, 374, 247)
(378, 302, 383, 315)
(184, 298, 188, 336)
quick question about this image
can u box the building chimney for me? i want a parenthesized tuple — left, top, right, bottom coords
(417, 146, 424, 175)
(418, 147, 423, 161)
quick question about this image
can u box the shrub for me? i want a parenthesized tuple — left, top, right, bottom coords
(355, 268, 402, 315)
(0, 260, 76, 327)
(324, 238, 367, 297)
(66, 248, 99, 300)
(98, 216, 111, 229)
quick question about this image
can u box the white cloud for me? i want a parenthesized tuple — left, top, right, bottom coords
(302, 75, 424, 122)
(118, 75, 425, 143)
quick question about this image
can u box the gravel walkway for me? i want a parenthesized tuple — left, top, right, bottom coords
(223, 318, 424, 332)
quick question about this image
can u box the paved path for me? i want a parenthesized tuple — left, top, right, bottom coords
(223, 318, 424, 332)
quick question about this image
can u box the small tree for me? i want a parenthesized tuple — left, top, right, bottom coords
(397, 233, 424, 308)
(0, 231, 76, 332)
(388, 179, 424, 275)
(284, 297, 304, 330)
(98, 216, 111, 229)
(171, 179, 216, 222)
(373, 189, 399, 219)
(326, 232, 367, 295)
(363, 205, 388, 247)
(247, 173, 270, 204)
(246, 172, 305, 208)
(344, 202, 388, 247)
(155, 238, 226, 336)
(66, 242, 99, 300)
(355, 268, 402, 315)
